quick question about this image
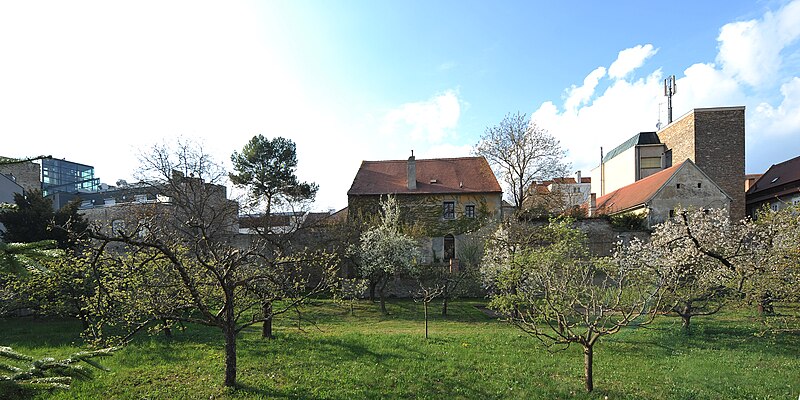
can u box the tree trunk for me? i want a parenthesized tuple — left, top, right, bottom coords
(583, 345, 594, 393)
(441, 284, 449, 316)
(679, 304, 692, 332)
(162, 319, 172, 338)
(424, 301, 429, 339)
(681, 314, 691, 331)
(262, 300, 273, 339)
(369, 280, 376, 302)
(223, 325, 237, 387)
(379, 279, 388, 314)
(757, 291, 774, 316)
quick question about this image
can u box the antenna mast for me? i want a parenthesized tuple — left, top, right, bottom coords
(664, 75, 677, 124)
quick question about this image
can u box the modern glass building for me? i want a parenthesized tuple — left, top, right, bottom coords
(41, 158, 100, 196)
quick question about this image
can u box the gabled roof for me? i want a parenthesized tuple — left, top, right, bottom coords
(603, 132, 661, 163)
(347, 156, 502, 196)
(595, 161, 684, 215)
(746, 155, 800, 196)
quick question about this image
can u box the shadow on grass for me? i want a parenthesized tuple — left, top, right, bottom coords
(604, 315, 800, 359)
(233, 381, 319, 399)
(0, 317, 84, 348)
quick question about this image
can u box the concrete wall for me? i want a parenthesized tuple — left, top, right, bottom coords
(658, 107, 745, 220)
(0, 174, 23, 204)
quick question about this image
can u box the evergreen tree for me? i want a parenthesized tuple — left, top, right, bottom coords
(0, 190, 87, 250)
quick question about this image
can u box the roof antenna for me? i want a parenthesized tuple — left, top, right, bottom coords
(664, 75, 677, 124)
(656, 102, 663, 130)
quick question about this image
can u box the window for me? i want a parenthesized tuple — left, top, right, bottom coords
(771, 203, 780, 212)
(640, 156, 661, 169)
(443, 201, 455, 219)
(676, 183, 682, 189)
(793, 197, 800, 206)
(697, 183, 702, 188)
(669, 209, 675, 218)
(465, 204, 476, 218)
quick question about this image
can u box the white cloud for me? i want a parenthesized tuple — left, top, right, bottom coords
(438, 61, 457, 71)
(564, 67, 606, 112)
(380, 90, 461, 143)
(532, 1, 800, 180)
(717, 0, 800, 87)
(533, 70, 664, 174)
(753, 77, 800, 136)
(608, 44, 658, 79)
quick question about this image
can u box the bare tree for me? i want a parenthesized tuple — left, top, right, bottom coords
(474, 112, 569, 209)
(85, 140, 336, 387)
(483, 218, 662, 392)
(410, 268, 445, 340)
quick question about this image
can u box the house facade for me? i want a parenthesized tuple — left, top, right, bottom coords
(746, 155, 800, 218)
(593, 159, 731, 228)
(347, 155, 503, 265)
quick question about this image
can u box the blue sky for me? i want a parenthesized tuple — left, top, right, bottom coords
(2, 0, 799, 210)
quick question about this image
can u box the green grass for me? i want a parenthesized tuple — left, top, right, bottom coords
(1, 300, 798, 399)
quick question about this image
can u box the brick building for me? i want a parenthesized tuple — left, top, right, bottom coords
(658, 107, 745, 220)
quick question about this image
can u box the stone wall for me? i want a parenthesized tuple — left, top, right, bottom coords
(647, 162, 731, 226)
(658, 107, 745, 220)
(0, 161, 40, 193)
(694, 108, 746, 220)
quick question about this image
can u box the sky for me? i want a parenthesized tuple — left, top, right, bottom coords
(1, 0, 799, 211)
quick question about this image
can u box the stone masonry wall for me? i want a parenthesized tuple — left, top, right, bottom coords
(658, 110, 696, 166)
(693, 108, 746, 220)
(658, 107, 745, 220)
(0, 161, 40, 193)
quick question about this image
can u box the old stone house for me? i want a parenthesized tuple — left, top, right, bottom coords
(347, 155, 503, 266)
(593, 159, 731, 228)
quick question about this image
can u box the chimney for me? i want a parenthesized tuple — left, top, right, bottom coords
(407, 151, 417, 190)
(575, 170, 582, 184)
(589, 193, 597, 217)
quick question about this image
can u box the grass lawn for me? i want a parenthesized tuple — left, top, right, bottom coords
(1, 300, 798, 399)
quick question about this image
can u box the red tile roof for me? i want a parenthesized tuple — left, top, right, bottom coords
(594, 162, 684, 215)
(347, 156, 502, 196)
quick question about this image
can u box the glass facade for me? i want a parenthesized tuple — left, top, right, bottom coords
(41, 158, 100, 196)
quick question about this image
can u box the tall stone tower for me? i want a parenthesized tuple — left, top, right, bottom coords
(658, 106, 746, 220)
